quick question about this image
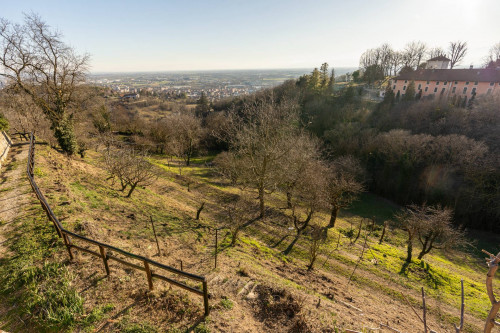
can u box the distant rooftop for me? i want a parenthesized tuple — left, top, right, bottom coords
(428, 56, 451, 62)
(395, 68, 500, 82)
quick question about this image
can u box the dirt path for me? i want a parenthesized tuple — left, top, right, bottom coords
(0, 141, 30, 331)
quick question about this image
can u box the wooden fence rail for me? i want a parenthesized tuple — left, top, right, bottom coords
(26, 133, 209, 315)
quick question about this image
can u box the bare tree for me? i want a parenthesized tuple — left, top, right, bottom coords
(216, 92, 299, 218)
(103, 147, 157, 197)
(325, 156, 365, 228)
(448, 41, 468, 69)
(165, 113, 203, 166)
(306, 224, 327, 271)
(402, 41, 427, 69)
(0, 14, 90, 154)
(397, 204, 467, 263)
(428, 47, 447, 59)
(218, 194, 255, 246)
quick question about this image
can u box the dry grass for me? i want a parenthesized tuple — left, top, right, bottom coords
(4, 142, 498, 332)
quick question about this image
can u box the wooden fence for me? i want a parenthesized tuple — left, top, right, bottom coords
(26, 133, 209, 316)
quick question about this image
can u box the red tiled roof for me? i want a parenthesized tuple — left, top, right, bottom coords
(395, 69, 500, 82)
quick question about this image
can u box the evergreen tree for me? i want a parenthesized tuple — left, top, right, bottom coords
(402, 81, 416, 102)
(320, 62, 329, 88)
(328, 68, 336, 90)
(195, 91, 210, 118)
(383, 85, 395, 106)
(308, 68, 321, 91)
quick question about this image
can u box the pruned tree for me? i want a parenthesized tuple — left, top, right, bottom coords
(103, 147, 157, 197)
(448, 41, 467, 69)
(397, 204, 467, 263)
(0, 14, 90, 154)
(218, 194, 255, 247)
(278, 132, 321, 209)
(325, 156, 365, 228)
(306, 224, 327, 271)
(165, 113, 203, 166)
(284, 159, 327, 254)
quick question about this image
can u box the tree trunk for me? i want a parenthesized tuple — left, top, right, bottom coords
(258, 186, 265, 218)
(328, 206, 339, 228)
(405, 239, 413, 263)
(126, 183, 137, 197)
(286, 192, 292, 209)
(196, 202, 205, 220)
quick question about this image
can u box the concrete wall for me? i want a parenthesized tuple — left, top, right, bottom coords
(0, 131, 12, 170)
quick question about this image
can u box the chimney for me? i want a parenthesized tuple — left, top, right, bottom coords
(469, 64, 473, 69)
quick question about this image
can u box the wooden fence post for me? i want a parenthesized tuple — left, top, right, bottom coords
(203, 279, 209, 316)
(99, 245, 110, 276)
(62, 233, 74, 260)
(144, 261, 154, 290)
(215, 228, 218, 269)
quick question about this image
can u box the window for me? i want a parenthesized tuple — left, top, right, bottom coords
(487, 89, 492, 94)
(474, 81, 478, 85)
(472, 87, 477, 94)
(405, 80, 408, 83)
(403, 85, 406, 91)
(463, 87, 467, 94)
(465, 81, 469, 85)
(394, 80, 398, 83)
(441, 88, 445, 94)
(452, 87, 456, 93)
(393, 85, 396, 90)
(425, 87, 428, 92)
(436, 81, 440, 85)
(434, 87, 438, 93)
(418, 84, 421, 90)
(426, 81, 430, 84)
(444, 81, 448, 85)
(490, 82, 494, 86)
(454, 81, 458, 84)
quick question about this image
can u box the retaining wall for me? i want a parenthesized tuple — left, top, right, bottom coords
(0, 131, 12, 170)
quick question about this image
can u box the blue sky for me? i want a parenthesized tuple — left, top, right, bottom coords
(2, 0, 499, 72)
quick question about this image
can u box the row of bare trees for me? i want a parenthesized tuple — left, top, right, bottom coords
(359, 40, 469, 78)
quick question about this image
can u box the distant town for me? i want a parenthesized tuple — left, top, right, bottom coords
(88, 68, 356, 101)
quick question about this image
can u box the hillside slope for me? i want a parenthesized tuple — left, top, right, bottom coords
(1, 139, 498, 332)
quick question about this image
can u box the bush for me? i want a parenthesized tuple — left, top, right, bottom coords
(0, 113, 9, 131)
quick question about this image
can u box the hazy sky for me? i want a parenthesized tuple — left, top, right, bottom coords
(2, 0, 499, 72)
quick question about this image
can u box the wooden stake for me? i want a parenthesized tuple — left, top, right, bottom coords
(215, 228, 218, 269)
(150, 216, 161, 256)
(99, 245, 110, 276)
(455, 279, 464, 332)
(422, 287, 427, 333)
(144, 260, 153, 290)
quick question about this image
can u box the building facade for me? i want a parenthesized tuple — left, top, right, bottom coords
(390, 68, 500, 102)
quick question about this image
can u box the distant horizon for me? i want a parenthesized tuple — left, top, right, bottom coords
(88, 66, 357, 75)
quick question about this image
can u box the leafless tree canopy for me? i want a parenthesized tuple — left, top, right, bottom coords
(325, 156, 365, 228)
(396, 204, 467, 262)
(448, 41, 467, 69)
(104, 147, 157, 197)
(0, 14, 90, 154)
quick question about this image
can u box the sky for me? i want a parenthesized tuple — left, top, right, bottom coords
(1, 0, 499, 72)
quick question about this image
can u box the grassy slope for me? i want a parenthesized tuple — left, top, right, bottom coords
(3, 143, 499, 332)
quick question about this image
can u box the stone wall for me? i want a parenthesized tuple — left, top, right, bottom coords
(0, 131, 12, 170)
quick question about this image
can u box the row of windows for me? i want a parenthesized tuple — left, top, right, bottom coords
(394, 80, 497, 85)
(396, 86, 482, 94)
